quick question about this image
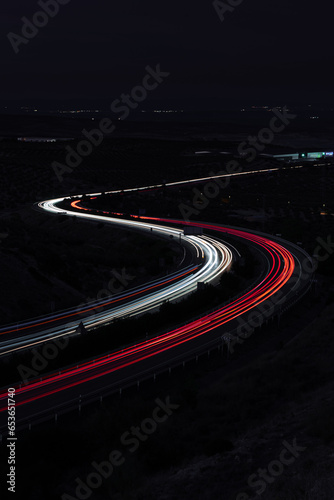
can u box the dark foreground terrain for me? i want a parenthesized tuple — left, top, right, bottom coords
(1, 117, 334, 499)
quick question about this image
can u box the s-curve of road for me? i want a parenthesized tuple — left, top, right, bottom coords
(0, 182, 313, 429)
(0, 209, 232, 356)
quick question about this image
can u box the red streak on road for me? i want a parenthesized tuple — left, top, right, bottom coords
(0, 200, 295, 412)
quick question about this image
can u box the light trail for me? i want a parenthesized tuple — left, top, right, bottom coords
(0, 203, 233, 356)
(60, 164, 305, 199)
(0, 166, 310, 416)
(0, 203, 295, 412)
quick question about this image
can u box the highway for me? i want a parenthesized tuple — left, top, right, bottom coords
(0, 181, 313, 430)
(0, 207, 233, 357)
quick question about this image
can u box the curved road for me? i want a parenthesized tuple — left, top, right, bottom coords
(0, 184, 313, 430)
(0, 210, 233, 356)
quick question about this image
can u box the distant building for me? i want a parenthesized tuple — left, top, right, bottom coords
(261, 151, 334, 162)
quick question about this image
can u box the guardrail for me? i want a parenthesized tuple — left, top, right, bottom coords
(0, 267, 313, 436)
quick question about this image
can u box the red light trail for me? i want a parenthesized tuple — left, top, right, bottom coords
(0, 198, 295, 413)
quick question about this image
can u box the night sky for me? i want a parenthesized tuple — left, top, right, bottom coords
(1, 0, 333, 107)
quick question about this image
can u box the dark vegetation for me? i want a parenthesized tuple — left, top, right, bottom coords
(0, 210, 182, 324)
